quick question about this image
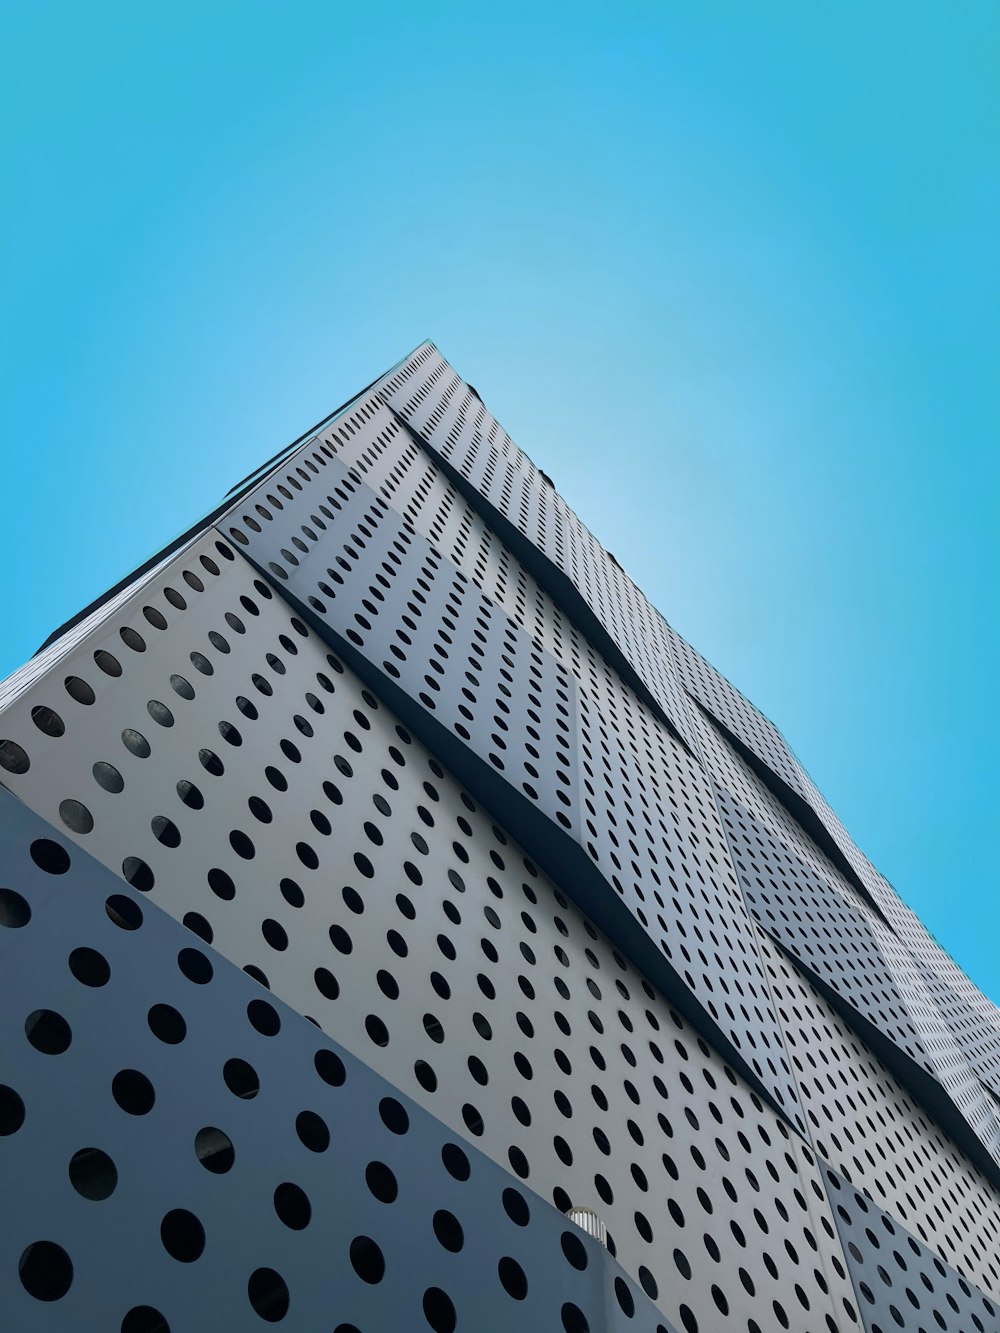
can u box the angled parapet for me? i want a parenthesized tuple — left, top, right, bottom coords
(662, 617, 813, 801)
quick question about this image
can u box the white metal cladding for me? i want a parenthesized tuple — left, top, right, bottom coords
(1, 342, 998, 1333)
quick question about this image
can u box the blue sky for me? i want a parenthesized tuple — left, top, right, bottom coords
(2, 3, 997, 998)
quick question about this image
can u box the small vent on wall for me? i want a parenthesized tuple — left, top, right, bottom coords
(566, 1206, 607, 1248)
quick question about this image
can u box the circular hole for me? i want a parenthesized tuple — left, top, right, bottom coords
(122, 857, 155, 892)
(561, 1303, 590, 1333)
(31, 706, 65, 738)
(261, 918, 287, 950)
(0, 1084, 26, 1135)
(274, 1182, 311, 1230)
(68, 947, 110, 987)
(178, 947, 213, 984)
(25, 1009, 71, 1054)
(295, 1109, 330, 1152)
(147, 700, 173, 729)
(461, 1103, 484, 1136)
(160, 1208, 205, 1262)
(208, 867, 236, 900)
(441, 1142, 470, 1181)
(414, 1059, 437, 1092)
(364, 1161, 398, 1203)
(422, 1287, 457, 1333)
(93, 761, 125, 793)
(248, 998, 281, 1035)
(112, 1069, 156, 1115)
(248, 1267, 289, 1322)
(94, 649, 123, 677)
(314, 967, 339, 1000)
(375, 969, 397, 999)
(121, 728, 151, 758)
(378, 1097, 409, 1135)
(106, 894, 143, 930)
(143, 606, 168, 630)
(68, 1147, 118, 1200)
(280, 877, 303, 908)
(30, 839, 71, 874)
(121, 1306, 170, 1332)
(614, 1277, 634, 1317)
(230, 830, 255, 859)
(65, 676, 96, 705)
(177, 780, 204, 809)
(498, 1256, 527, 1300)
(248, 796, 272, 823)
(170, 674, 195, 700)
(19, 1241, 73, 1301)
(433, 1209, 464, 1253)
(0, 888, 31, 928)
(314, 1048, 346, 1086)
(329, 924, 352, 954)
(199, 748, 224, 776)
(0, 739, 30, 774)
(152, 816, 181, 848)
(349, 1235, 385, 1284)
(365, 1014, 389, 1047)
(186, 913, 216, 946)
(58, 799, 94, 834)
(502, 1188, 530, 1226)
(120, 626, 146, 653)
(195, 1125, 235, 1173)
(224, 1058, 259, 1099)
(148, 1004, 186, 1044)
(560, 1231, 588, 1271)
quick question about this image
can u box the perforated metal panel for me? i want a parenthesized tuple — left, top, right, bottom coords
(0, 788, 672, 1333)
(217, 413, 805, 1130)
(2, 341, 999, 1332)
(822, 1164, 999, 1333)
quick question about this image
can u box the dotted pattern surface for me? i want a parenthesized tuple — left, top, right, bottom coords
(220, 411, 805, 1126)
(822, 1165, 999, 1333)
(0, 530, 843, 1326)
(0, 788, 672, 1333)
(2, 342, 1000, 1333)
(686, 703, 1000, 1174)
(761, 933, 1000, 1299)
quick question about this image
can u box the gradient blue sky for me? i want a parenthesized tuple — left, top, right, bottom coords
(3, 3, 997, 998)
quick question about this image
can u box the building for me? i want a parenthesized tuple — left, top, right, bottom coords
(0, 342, 998, 1333)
